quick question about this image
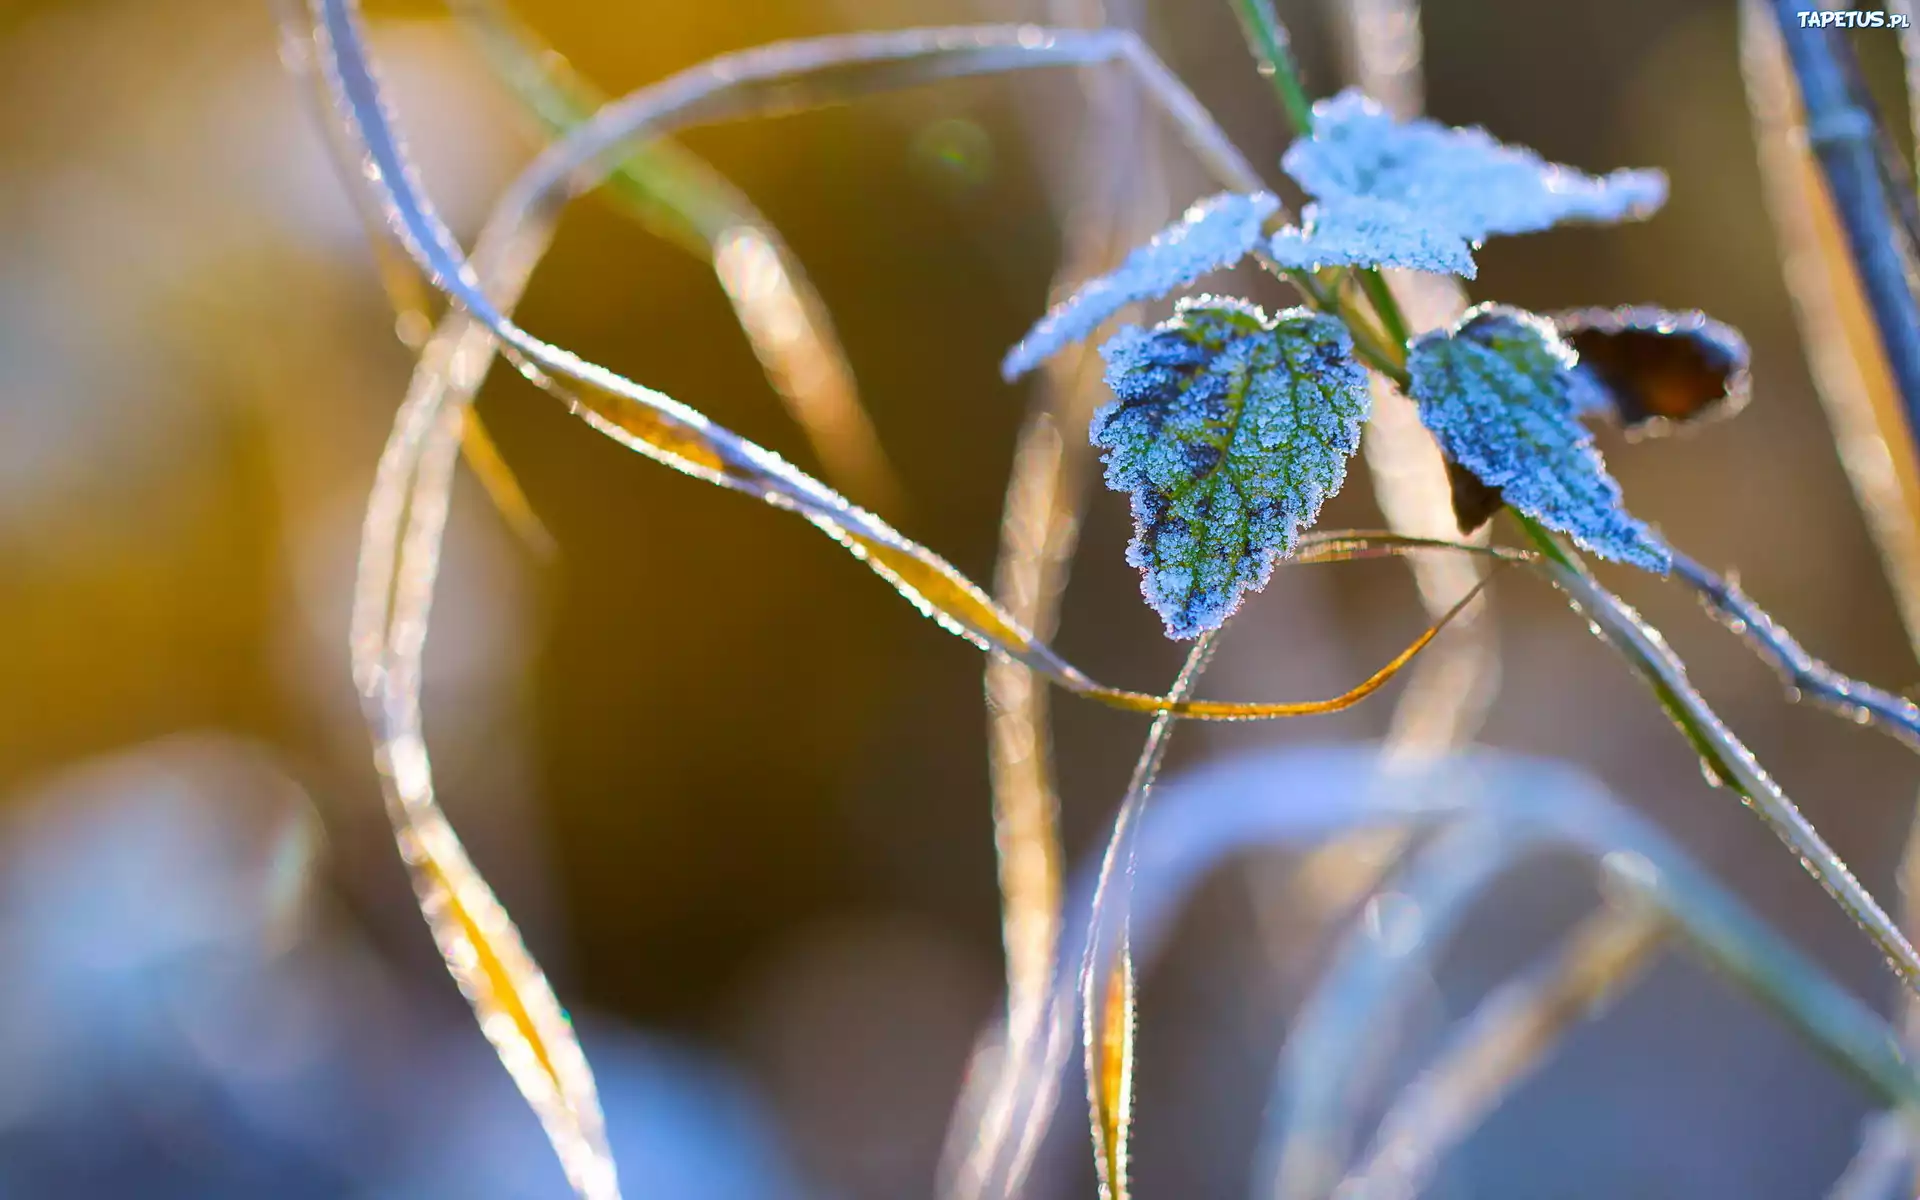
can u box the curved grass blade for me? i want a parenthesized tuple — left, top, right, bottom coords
(944, 536, 1513, 1200)
(1337, 906, 1666, 1200)
(457, 405, 557, 557)
(450, 0, 903, 512)
(307, 1, 1458, 720)
(1082, 637, 1216, 1200)
(275, 0, 552, 551)
(352, 310, 618, 1200)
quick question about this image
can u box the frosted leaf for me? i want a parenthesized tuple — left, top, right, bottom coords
(1094, 296, 1371, 638)
(1270, 89, 1667, 278)
(1407, 304, 1669, 571)
(1002, 192, 1280, 380)
(1268, 198, 1477, 277)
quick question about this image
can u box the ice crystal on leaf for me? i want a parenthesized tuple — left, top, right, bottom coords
(1408, 304, 1670, 571)
(1269, 89, 1667, 279)
(1002, 192, 1280, 380)
(1094, 296, 1371, 638)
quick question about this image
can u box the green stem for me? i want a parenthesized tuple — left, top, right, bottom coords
(1227, 0, 1317, 136)
(1358, 267, 1412, 349)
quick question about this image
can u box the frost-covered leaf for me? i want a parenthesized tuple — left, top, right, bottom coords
(1553, 306, 1751, 435)
(1267, 89, 1667, 279)
(1268, 198, 1477, 277)
(1094, 296, 1371, 638)
(1003, 192, 1280, 380)
(1407, 304, 1669, 570)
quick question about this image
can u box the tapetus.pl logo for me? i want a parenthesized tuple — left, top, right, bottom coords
(1796, 9, 1911, 26)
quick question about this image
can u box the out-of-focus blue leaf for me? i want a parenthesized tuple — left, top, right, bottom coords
(1093, 296, 1370, 638)
(1407, 304, 1669, 571)
(1267, 89, 1667, 279)
(1002, 192, 1280, 380)
(1267, 197, 1477, 277)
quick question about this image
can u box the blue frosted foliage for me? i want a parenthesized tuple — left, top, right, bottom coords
(1094, 297, 1371, 638)
(1002, 192, 1279, 380)
(1407, 304, 1670, 571)
(1269, 89, 1667, 279)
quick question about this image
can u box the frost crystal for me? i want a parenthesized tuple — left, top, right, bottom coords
(1002, 192, 1280, 380)
(1268, 198, 1477, 277)
(1094, 296, 1371, 638)
(1269, 89, 1667, 279)
(1407, 304, 1669, 571)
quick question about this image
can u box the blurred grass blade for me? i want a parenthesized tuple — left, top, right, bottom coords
(1266, 815, 1535, 1200)
(1237, 744, 1920, 1199)
(1083, 636, 1216, 1200)
(1741, 0, 1920, 657)
(339, 296, 618, 1196)
(1324, 0, 1425, 120)
(975, 744, 1918, 1200)
(458, 406, 556, 557)
(1339, 906, 1666, 1200)
(1746, 3, 1920, 1184)
(450, 0, 903, 512)
(975, 5, 1161, 1187)
(1762, 0, 1920, 433)
(309, 1, 1463, 719)
(1829, 1110, 1920, 1200)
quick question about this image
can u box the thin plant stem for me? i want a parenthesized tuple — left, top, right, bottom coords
(1227, 0, 1315, 135)
(1358, 267, 1412, 347)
